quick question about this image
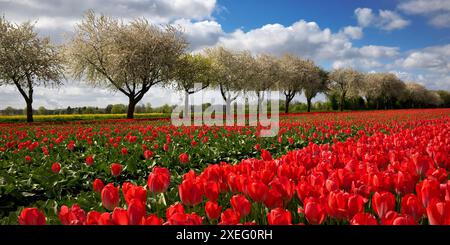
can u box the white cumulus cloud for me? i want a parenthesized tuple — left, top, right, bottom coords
(355, 7, 410, 31)
(398, 0, 450, 28)
(341, 26, 363, 39)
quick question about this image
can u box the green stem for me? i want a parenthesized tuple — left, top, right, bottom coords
(153, 192, 160, 216)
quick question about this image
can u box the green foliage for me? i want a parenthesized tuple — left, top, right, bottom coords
(437, 90, 450, 108)
(111, 104, 127, 114)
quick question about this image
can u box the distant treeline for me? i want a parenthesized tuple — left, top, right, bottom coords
(0, 103, 173, 116)
(2, 90, 449, 116)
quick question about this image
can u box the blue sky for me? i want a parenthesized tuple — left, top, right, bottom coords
(216, 0, 447, 50)
(0, 0, 449, 109)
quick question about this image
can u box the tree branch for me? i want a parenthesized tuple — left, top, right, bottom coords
(219, 84, 227, 101)
(12, 78, 30, 102)
(82, 56, 130, 96)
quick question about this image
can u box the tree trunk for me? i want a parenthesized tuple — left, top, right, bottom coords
(13, 81, 34, 122)
(26, 100, 33, 123)
(285, 99, 290, 114)
(127, 97, 136, 119)
(225, 97, 235, 126)
(256, 91, 264, 117)
(220, 84, 232, 119)
(184, 91, 190, 119)
(340, 93, 345, 112)
(307, 97, 312, 112)
(256, 92, 261, 117)
(226, 98, 231, 117)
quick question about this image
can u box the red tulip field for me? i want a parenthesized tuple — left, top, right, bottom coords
(1, 109, 450, 225)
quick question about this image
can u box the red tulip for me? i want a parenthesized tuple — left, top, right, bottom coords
(67, 141, 75, 151)
(144, 150, 153, 159)
(278, 136, 283, 143)
(147, 167, 170, 194)
(121, 147, 128, 155)
(98, 212, 113, 225)
(270, 176, 294, 204)
(204, 181, 220, 201)
(347, 194, 366, 219)
(327, 191, 349, 220)
(179, 153, 189, 164)
(372, 191, 395, 218)
(261, 149, 273, 161)
(247, 181, 269, 202)
(288, 137, 294, 144)
(25, 155, 32, 163)
(426, 199, 450, 225)
(400, 194, 425, 222)
(416, 179, 441, 208)
(93, 179, 105, 193)
(205, 201, 222, 220)
(350, 213, 378, 225)
(185, 212, 204, 225)
(304, 199, 327, 225)
(392, 215, 417, 225)
(296, 181, 320, 202)
(441, 180, 450, 202)
(164, 212, 203, 225)
(127, 199, 146, 225)
(393, 171, 416, 196)
(18, 208, 46, 225)
(410, 153, 431, 176)
(430, 168, 448, 183)
(219, 208, 240, 225)
(183, 169, 197, 181)
(166, 203, 185, 219)
(165, 213, 187, 225)
(163, 143, 169, 152)
(123, 184, 147, 205)
(141, 214, 163, 225)
(86, 211, 101, 225)
(112, 208, 129, 225)
(58, 204, 86, 225)
(178, 178, 203, 206)
(122, 182, 133, 196)
(267, 208, 292, 225)
(381, 211, 418, 225)
(230, 194, 251, 218)
(85, 155, 94, 166)
(110, 163, 122, 177)
(381, 211, 399, 225)
(51, 162, 61, 174)
(202, 137, 209, 144)
(226, 173, 240, 193)
(41, 146, 49, 155)
(101, 183, 120, 211)
(264, 188, 283, 209)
